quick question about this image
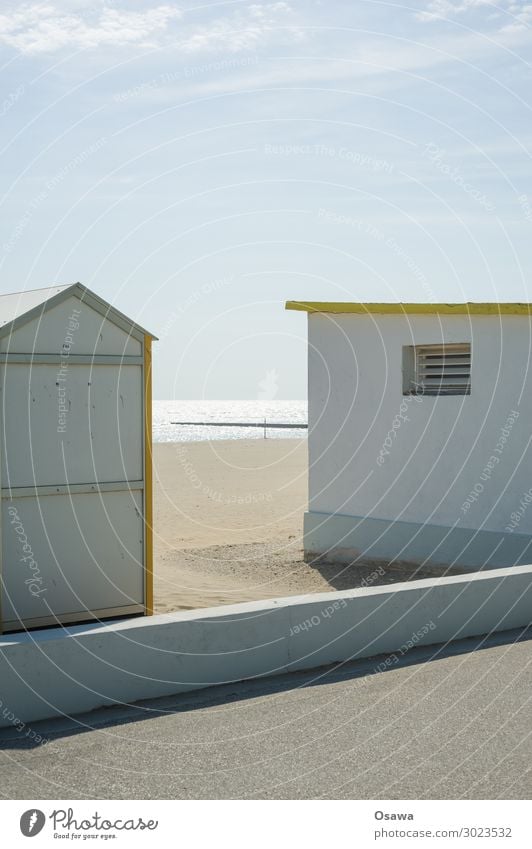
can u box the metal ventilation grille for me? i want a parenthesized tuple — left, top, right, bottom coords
(413, 343, 471, 395)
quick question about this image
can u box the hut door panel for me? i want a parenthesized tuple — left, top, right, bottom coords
(1, 490, 144, 629)
(1, 363, 143, 488)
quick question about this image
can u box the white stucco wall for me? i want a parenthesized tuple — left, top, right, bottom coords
(308, 312, 532, 535)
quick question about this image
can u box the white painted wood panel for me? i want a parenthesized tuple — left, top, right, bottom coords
(0, 363, 143, 488)
(1, 490, 144, 628)
(0, 296, 142, 355)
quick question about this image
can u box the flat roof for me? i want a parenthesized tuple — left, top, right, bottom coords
(285, 301, 532, 315)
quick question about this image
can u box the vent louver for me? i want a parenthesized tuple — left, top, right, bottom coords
(412, 343, 471, 396)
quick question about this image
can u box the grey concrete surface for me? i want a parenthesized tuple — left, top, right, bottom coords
(1, 628, 531, 800)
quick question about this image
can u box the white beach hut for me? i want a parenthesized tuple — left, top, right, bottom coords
(0, 283, 156, 632)
(287, 301, 532, 571)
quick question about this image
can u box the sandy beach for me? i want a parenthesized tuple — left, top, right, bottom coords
(153, 438, 313, 611)
(153, 439, 454, 612)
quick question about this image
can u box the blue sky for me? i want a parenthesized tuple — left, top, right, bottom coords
(0, 0, 531, 398)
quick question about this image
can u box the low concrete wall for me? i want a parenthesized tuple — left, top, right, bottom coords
(304, 510, 532, 570)
(1, 565, 531, 728)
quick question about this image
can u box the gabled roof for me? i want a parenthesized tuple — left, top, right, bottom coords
(0, 283, 157, 341)
(285, 301, 532, 315)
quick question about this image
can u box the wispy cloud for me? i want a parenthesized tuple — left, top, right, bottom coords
(181, 2, 304, 54)
(0, 2, 182, 54)
(502, 2, 532, 32)
(417, 0, 496, 20)
(0, 1, 302, 56)
(416, 0, 532, 33)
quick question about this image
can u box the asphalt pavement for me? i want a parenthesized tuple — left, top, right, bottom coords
(1, 628, 530, 799)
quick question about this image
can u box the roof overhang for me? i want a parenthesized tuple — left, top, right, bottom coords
(285, 301, 532, 316)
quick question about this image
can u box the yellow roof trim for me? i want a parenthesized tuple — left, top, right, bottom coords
(285, 301, 532, 316)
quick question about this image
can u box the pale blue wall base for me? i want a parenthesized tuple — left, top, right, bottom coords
(304, 511, 532, 570)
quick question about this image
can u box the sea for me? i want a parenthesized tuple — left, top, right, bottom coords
(153, 400, 308, 443)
